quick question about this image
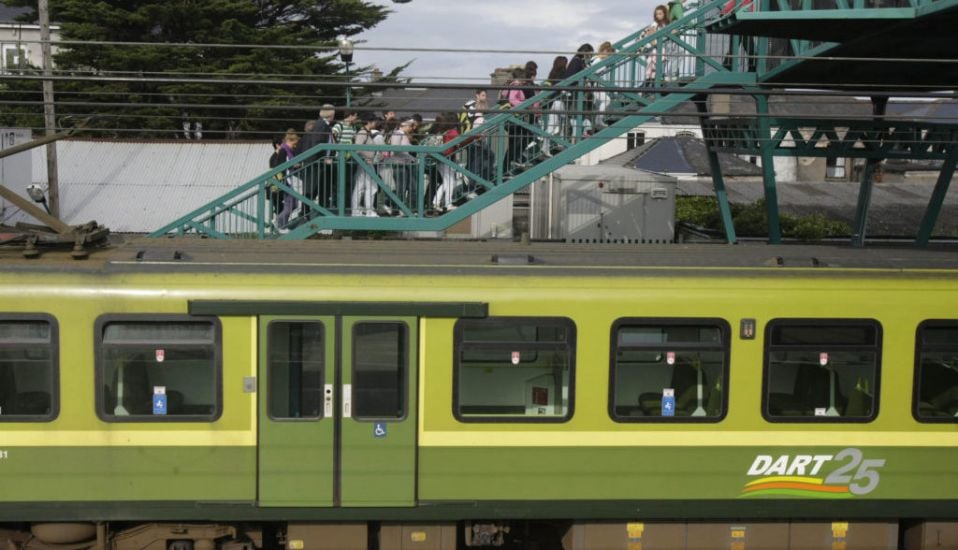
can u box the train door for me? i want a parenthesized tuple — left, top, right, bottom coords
(257, 316, 418, 508)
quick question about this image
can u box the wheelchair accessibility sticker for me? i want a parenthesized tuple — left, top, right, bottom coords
(153, 386, 167, 416)
(374, 422, 387, 438)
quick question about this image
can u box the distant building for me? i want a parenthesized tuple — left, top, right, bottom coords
(0, 5, 61, 73)
(369, 87, 469, 122)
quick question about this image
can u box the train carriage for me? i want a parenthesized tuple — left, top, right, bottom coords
(1, 239, 958, 549)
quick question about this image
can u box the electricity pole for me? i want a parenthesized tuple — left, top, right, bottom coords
(39, 0, 59, 217)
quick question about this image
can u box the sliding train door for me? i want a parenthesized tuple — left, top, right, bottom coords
(340, 317, 417, 507)
(257, 316, 417, 508)
(258, 316, 336, 506)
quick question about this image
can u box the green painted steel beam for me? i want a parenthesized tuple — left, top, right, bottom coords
(189, 300, 488, 318)
(705, 118, 958, 160)
(851, 97, 886, 248)
(696, 96, 738, 245)
(850, 161, 877, 248)
(737, 8, 917, 21)
(755, 93, 782, 244)
(915, 151, 958, 246)
(916, 0, 958, 17)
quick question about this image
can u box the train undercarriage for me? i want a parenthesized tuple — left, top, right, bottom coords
(3, 519, 958, 550)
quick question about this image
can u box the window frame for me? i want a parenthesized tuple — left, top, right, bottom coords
(1, 44, 28, 74)
(608, 317, 731, 423)
(761, 318, 882, 424)
(452, 316, 576, 424)
(266, 319, 327, 422)
(94, 314, 223, 423)
(913, 320, 958, 424)
(350, 320, 410, 422)
(0, 313, 59, 423)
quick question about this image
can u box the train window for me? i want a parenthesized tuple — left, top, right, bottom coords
(96, 317, 221, 422)
(0, 316, 58, 422)
(267, 321, 325, 420)
(763, 319, 881, 422)
(454, 317, 575, 422)
(352, 322, 407, 420)
(610, 319, 729, 422)
(914, 322, 958, 422)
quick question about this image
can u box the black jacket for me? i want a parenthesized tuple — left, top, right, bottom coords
(299, 118, 334, 158)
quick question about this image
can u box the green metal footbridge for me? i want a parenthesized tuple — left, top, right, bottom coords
(151, 0, 958, 245)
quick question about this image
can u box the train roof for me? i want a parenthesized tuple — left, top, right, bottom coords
(0, 237, 957, 278)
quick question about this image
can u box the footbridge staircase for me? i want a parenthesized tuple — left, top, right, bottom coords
(151, 0, 958, 245)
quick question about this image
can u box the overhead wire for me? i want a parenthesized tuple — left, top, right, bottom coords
(12, 36, 958, 65)
(3, 29, 958, 138)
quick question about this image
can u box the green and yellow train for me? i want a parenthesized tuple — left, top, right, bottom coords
(1, 239, 957, 550)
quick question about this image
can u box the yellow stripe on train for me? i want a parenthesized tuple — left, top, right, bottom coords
(1, 430, 256, 447)
(418, 430, 958, 447)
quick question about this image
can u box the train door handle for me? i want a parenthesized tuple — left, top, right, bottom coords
(324, 384, 334, 418)
(342, 384, 352, 418)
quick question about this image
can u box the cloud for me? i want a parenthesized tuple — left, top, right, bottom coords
(357, 0, 662, 81)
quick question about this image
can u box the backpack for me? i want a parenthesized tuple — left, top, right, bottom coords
(268, 148, 286, 193)
(371, 130, 386, 163)
(497, 87, 511, 107)
(421, 133, 444, 147)
(459, 101, 475, 134)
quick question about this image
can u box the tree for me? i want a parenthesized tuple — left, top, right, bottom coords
(1, 0, 394, 138)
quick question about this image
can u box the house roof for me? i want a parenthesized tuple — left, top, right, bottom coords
(633, 137, 696, 174)
(604, 136, 763, 177)
(367, 87, 472, 121)
(33, 139, 272, 233)
(0, 5, 31, 24)
(886, 100, 958, 124)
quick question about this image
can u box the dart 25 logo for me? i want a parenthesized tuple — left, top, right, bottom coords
(740, 448, 886, 498)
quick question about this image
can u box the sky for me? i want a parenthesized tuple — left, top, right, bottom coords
(356, 0, 659, 84)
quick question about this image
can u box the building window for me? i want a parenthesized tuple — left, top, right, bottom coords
(268, 321, 325, 420)
(914, 321, 958, 422)
(0, 316, 58, 422)
(764, 320, 880, 422)
(1, 45, 28, 73)
(96, 317, 221, 422)
(826, 156, 846, 179)
(627, 132, 646, 151)
(352, 322, 407, 420)
(454, 317, 575, 422)
(610, 319, 729, 421)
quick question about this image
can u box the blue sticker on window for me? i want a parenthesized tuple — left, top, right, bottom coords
(661, 388, 675, 417)
(153, 394, 167, 415)
(374, 422, 387, 438)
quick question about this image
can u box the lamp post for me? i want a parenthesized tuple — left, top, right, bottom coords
(338, 36, 354, 107)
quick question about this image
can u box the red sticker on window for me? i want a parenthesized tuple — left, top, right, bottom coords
(667, 351, 676, 365)
(156, 349, 165, 363)
(819, 352, 828, 366)
(532, 387, 548, 405)
(511, 351, 521, 365)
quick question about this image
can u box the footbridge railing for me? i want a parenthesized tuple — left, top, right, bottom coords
(151, 0, 750, 239)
